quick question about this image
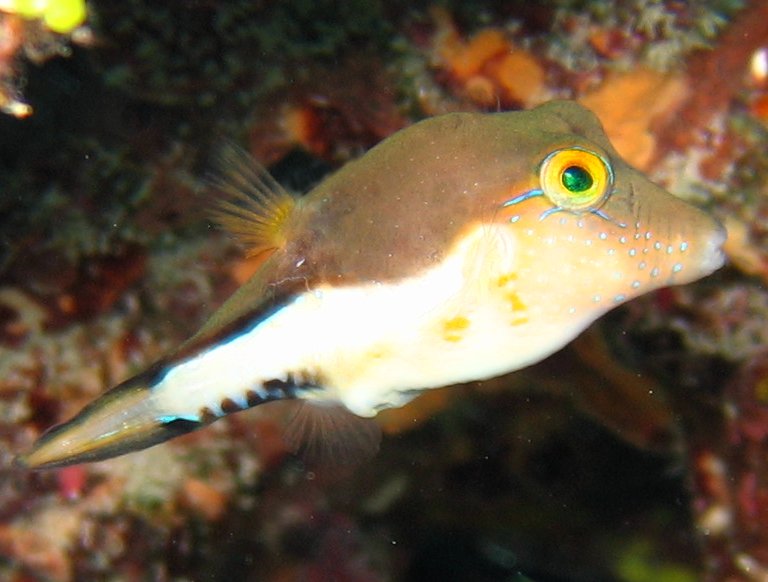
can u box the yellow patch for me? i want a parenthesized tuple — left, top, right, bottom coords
(442, 315, 471, 343)
(496, 273, 518, 287)
(494, 273, 527, 314)
(365, 345, 391, 361)
(504, 291, 527, 312)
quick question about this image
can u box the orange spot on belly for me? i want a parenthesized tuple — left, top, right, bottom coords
(505, 291, 527, 312)
(442, 315, 470, 342)
(496, 273, 518, 287)
(366, 346, 390, 360)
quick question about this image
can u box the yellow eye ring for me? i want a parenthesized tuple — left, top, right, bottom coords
(539, 147, 613, 212)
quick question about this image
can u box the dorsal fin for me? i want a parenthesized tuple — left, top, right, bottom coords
(208, 144, 296, 257)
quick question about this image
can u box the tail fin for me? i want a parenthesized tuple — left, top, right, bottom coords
(16, 370, 206, 470)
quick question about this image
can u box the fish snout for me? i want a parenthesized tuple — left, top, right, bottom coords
(613, 173, 727, 287)
(673, 206, 727, 284)
(700, 216, 727, 274)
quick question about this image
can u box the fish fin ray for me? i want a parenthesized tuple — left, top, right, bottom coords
(208, 143, 296, 257)
(283, 401, 381, 469)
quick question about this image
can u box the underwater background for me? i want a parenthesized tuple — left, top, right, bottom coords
(0, 0, 767, 580)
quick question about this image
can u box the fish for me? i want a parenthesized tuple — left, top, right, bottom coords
(17, 100, 726, 470)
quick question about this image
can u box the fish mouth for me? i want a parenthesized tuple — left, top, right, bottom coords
(702, 218, 728, 274)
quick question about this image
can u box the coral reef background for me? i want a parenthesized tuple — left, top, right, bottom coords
(2, 1, 768, 580)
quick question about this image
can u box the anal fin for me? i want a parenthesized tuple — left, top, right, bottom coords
(283, 401, 381, 470)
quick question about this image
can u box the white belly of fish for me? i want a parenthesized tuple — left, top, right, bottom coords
(152, 225, 592, 419)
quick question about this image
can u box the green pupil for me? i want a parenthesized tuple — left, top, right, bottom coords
(562, 165, 593, 193)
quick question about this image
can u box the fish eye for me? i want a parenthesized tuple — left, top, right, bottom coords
(539, 147, 613, 212)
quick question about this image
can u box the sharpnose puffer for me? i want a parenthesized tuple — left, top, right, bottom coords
(18, 101, 726, 469)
